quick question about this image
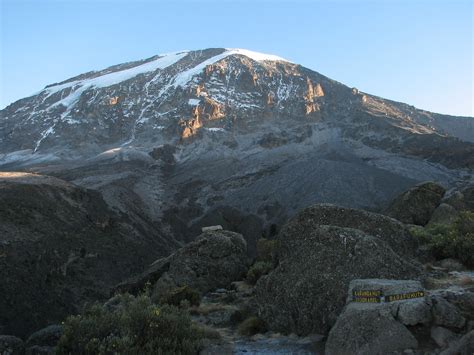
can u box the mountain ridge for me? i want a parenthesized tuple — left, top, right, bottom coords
(1, 47, 472, 162)
(0, 47, 473, 247)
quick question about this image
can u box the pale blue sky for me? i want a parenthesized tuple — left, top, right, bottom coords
(1, 0, 473, 116)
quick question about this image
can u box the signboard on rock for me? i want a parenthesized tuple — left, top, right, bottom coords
(352, 289, 425, 303)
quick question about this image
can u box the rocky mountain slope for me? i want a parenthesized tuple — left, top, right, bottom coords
(0, 172, 178, 337)
(1, 48, 472, 253)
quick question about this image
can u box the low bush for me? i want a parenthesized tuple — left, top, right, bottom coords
(246, 261, 273, 285)
(410, 211, 474, 267)
(56, 293, 211, 354)
(237, 316, 266, 336)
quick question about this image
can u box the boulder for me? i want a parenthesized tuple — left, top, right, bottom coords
(443, 185, 474, 212)
(26, 325, 63, 347)
(255, 224, 423, 335)
(273, 203, 420, 258)
(116, 230, 248, 298)
(0, 335, 24, 355)
(386, 181, 446, 225)
(347, 279, 431, 326)
(431, 326, 458, 348)
(440, 330, 474, 355)
(432, 295, 466, 329)
(427, 203, 460, 226)
(325, 305, 418, 355)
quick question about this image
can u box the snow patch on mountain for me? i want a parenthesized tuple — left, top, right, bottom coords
(43, 51, 189, 110)
(171, 49, 289, 90)
(188, 98, 200, 106)
(226, 48, 290, 62)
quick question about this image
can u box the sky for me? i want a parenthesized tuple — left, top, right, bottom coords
(1, 0, 473, 116)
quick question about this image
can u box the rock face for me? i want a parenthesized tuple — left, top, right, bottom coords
(0, 172, 174, 338)
(116, 230, 248, 298)
(326, 306, 418, 355)
(386, 181, 446, 225)
(255, 207, 423, 335)
(432, 295, 466, 329)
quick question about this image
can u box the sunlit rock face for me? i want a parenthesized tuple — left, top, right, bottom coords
(0, 48, 473, 243)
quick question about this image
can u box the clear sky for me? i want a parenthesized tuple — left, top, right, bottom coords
(1, 0, 473, 116)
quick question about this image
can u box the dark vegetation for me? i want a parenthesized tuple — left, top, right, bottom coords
(56, 293, 217, 354)
(411, 211, 474, 267)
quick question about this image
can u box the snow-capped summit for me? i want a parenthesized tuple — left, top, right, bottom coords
(1, 47, 472, 165)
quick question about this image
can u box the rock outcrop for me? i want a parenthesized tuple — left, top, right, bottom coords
(326, 279, 474, 355)
(273, 203, 420, 258)
(0, 172, 171, 338)
(386, 181, 446, 225)
(326, 279, 428, 354)
(255, 207, 423, 335)
(116, 230, 248, 298)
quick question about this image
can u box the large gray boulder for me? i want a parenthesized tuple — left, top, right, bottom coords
(325, 305, 418, 355)
(443, 185, 474, 212)
(386, 181, 446, 225)
(255, 223, 423, 335)
(427, 203, 460, 226)
(275, 203, 419, 258)
(347, 279, 432, 326)
(116, 230, 248, 297)
(326, 279, 431, 354)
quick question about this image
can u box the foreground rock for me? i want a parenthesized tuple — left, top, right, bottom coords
(326, 279, 474, 355)
(326, 279, 429, 354)
(0, 335, 24, 354)
(116, 230, 248, 298)
(386, 181, 446, 225)
(255, 207, 423, 335)
(326, 306, 418, 354)
(0, 172, 172, 338)
(440, 330, 474, 355)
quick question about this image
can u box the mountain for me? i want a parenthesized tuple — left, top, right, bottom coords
(1, 47, 473, 249)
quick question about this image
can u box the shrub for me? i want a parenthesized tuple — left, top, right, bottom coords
(56, 293, 210, 354)
(159, 285, 201, 307)
(246, 261, 273, 285)
(237, 316, 266, 336)
(411, 211, 474, 267)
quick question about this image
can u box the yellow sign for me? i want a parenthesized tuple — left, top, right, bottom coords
(353, 290, 382, 297)
(352, 289, 382, 303)
(385, 291, 425, 302)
